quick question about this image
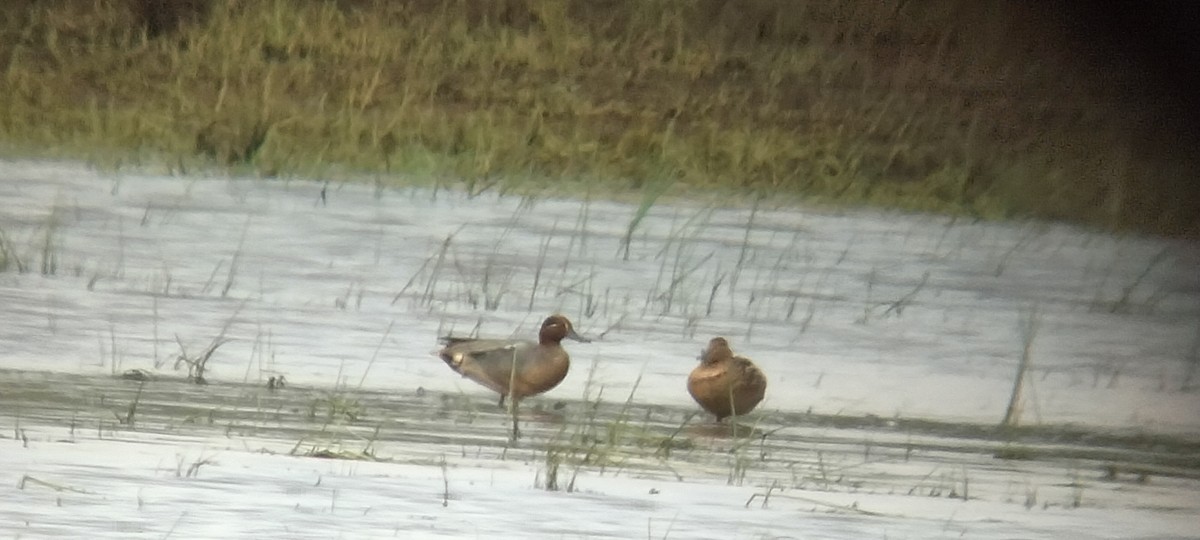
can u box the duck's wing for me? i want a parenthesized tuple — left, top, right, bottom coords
(690, 357, 765, 389)
(439, 338, 523, 357)
(731, 356, 767, 391)
(439, 333, 519, 347)
(439, 340, 535, 394)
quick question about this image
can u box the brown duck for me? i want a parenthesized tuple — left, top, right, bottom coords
(437, 315, 589, 436)
(687, 337, 767, 420)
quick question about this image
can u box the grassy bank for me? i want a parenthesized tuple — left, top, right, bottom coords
(1, 0, 1197, 236)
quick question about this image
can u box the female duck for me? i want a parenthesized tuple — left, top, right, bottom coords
(687, 337, 767, 420)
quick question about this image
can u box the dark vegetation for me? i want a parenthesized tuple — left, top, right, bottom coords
(1, 0, 1197, 236)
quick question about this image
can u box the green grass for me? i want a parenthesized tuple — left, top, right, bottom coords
(1, 0, 1197, 236)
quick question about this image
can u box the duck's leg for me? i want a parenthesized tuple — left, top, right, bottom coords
(506, 349, 519, 439)
(511, 406, 521, 440)
(504, 393, 521, 439)
(505, 397, 522, 440)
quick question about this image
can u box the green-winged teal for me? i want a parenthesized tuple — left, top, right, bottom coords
(437, 315, 589, 436)
(687, 337, 767, 421)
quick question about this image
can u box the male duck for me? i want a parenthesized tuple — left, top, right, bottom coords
(437, 315, 589, 435)
(687, 337, 767, 421)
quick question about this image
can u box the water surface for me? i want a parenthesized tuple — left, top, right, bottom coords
(1, 160, 1198, 538)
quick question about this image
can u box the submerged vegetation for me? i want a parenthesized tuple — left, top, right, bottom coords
(0, 0, 1197, 235)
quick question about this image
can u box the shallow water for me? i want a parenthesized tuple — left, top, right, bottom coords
(3, 369, 1199, 539)
(1, 160, 1199, 538)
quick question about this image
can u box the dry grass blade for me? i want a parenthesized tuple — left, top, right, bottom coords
(172, 300, 246, 384)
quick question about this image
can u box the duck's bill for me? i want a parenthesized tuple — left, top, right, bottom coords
(566, 328, 592, 343)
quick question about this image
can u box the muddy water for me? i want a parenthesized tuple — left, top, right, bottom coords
(2, 368, 1198, 538)
(1, 160, 1199, 538)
